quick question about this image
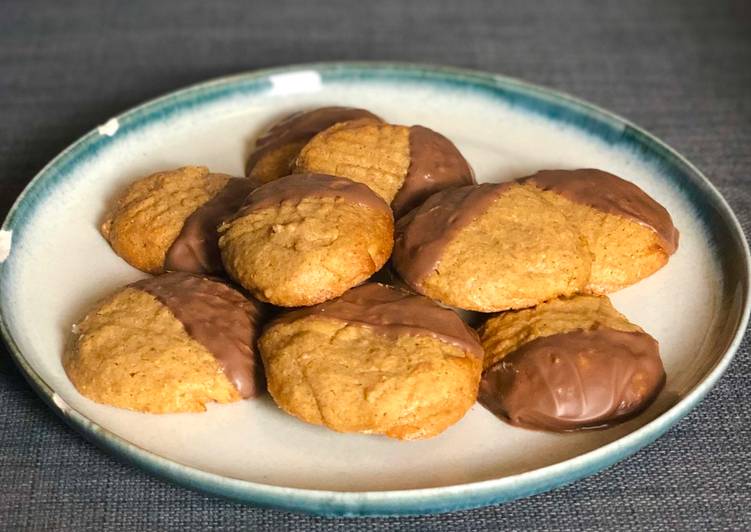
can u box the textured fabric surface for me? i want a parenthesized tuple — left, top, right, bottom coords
(1, 0, 750, 529)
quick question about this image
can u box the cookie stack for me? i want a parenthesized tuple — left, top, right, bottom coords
(65, 106, 678, 440)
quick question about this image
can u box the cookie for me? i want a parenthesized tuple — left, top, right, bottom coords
(64, 272, 265, 413)
(101, 166, 256, 274)
(294, 120, 474, 217)
(245, 107, 382, 182)
(259, 283, 484, 440)
(218, 173, 394, 307)
(393, 182, 592, 312)
(478, 295, 665, 431)
(519, 169, 679, 293)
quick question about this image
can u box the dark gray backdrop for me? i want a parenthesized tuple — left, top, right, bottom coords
(1, 1, 750, 529)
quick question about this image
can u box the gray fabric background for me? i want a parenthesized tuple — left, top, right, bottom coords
(1, 0, 749, 529)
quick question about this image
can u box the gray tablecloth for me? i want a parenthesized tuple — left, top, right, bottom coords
(1, 1, 749, 529)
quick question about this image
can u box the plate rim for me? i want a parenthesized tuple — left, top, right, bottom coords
(1, 61, 749, 517)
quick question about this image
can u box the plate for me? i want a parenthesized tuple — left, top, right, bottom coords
(0, 63, 748, 516)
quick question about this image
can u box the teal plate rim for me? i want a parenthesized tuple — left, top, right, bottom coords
(1, 62, 749, 517)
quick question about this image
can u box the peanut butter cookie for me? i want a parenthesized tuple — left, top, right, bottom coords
(259, 283, 483, 440)
(478, 295, 665, 431)
(519, 169, 679, 293)
(294, 121, 474, 217)
(101, 166, 256, 274)
(64, 272, 265, 413)
(218, 174, 393, 307)
(393, 182, 592, 312)
(245, 107, 382, 182)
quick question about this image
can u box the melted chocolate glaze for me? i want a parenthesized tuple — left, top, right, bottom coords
(232, 173, 392, 220)
(520, 169, 679, 254)
(274, 283, 483, 358)
(393, 182, 511, 289)
(132, 272, 265, 398)
(245, 107, 381, 176)
(479, 328, 665, 431)
(391, 126, 475, 218)
(165, 177, 257, 274)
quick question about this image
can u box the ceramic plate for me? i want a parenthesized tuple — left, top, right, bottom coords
(0, 63, 748, 516)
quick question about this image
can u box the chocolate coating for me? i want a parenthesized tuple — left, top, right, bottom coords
(232, 173, 392, 220)
(132, 272, 265, 398)
(393, 182, 510, 289)
(391, 126, 475, 218)
(245, 106, 382, 176)
(520, 169, 679, 254)
(275, 283, 483, 358)
(164, 177, 256, 274)
(478, 328, 665, 431)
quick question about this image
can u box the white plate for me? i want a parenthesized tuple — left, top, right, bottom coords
(1, 63, 748, 516)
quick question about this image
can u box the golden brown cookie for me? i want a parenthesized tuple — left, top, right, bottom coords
(64, 272, 265, 414)
(294, 120, 411, 203)
(218, 173, 394, 307)
(393, 182, 592, 312)
(259, 283, 484, 440)
(479, 294, 642, 370)
(477, 295, 665, 431)
(246, 107, 383, 182)
(294, 121, 474, 217)
(519, 169, 679, 293)
(101, 166, 256, 274)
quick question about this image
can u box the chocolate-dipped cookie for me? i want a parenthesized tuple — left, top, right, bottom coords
(101, 166, 256, 274)
(64, 272, 265, 413)
(393, 182, 592, 312)
(519, 169, 679, 293)
(294, 119, 474, 217)
(259, 283, 484, 440)
(245, 107, 382, 182)
(478, 295, 665, 431)
(218, 173, 393, 307)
